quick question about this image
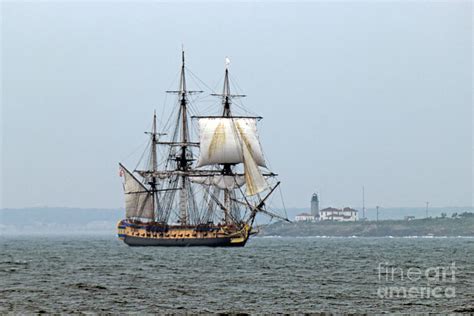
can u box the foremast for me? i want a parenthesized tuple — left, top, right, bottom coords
(214, 61, 245, 224)
(201, 59, 288, 226)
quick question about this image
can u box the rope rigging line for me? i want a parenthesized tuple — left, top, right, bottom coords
(119, 136, 150, 166)
(186, 66, 222, 95)
(228, 75, 260, 117)
(134, 141, 151, 173)
(158, 68, 181, 128)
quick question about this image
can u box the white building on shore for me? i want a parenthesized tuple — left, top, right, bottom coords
(294, 193, 359, 222)
(319, 207, 358, 222)
(294, 213, 315, 222)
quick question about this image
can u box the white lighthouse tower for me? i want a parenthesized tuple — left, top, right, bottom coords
(311, 193, 320, 219)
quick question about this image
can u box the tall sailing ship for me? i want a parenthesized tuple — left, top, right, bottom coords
(117, 52, 288, 247)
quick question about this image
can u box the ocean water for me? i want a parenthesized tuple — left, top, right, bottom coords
(1, 235, 473, 313)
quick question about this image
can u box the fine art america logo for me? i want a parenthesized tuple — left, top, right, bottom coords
(377, 262, 456, 299)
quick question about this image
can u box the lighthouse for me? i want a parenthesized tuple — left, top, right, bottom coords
(311, 193, 320, 219)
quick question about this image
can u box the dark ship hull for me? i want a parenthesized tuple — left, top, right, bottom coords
(123, 235, 246, 247)
(117, 220, 250, 247)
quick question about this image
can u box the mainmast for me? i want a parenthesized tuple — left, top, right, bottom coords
(165, 50, 202, 225)
(178, 51, 189, 169)
(178, 51, 189, 225)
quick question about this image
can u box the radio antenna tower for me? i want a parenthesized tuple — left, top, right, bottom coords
(362, 186, 366, 220)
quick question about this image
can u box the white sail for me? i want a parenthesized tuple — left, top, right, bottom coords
(190, 175, 246, 190)
(196, 118, 266, 168)
(121, 166, 155, 220)
(241, 140, 269, 195)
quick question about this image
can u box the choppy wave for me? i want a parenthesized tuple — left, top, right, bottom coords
(1, 235, 473, 313)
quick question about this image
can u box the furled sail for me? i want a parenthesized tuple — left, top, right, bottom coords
(120, 165, 155, 219)
(189, 175, 246, 190)
(196, 118, 266, 168)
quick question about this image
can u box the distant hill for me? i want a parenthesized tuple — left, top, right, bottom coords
(1, 206, 473, 235)
(261, 214, 474, 237)
(0, 207, 122, 235)
(284, 206, 474, 221)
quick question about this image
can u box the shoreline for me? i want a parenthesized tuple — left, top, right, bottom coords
(260, 216, 474, 237)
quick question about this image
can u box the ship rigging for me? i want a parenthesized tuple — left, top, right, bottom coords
(117, 51, 288, 247)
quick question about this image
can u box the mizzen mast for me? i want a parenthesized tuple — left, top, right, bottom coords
(144, 111, 165, 220)
(148, 112, 158, 219)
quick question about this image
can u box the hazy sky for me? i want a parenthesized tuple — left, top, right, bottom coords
(1, 1, 472, 209)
